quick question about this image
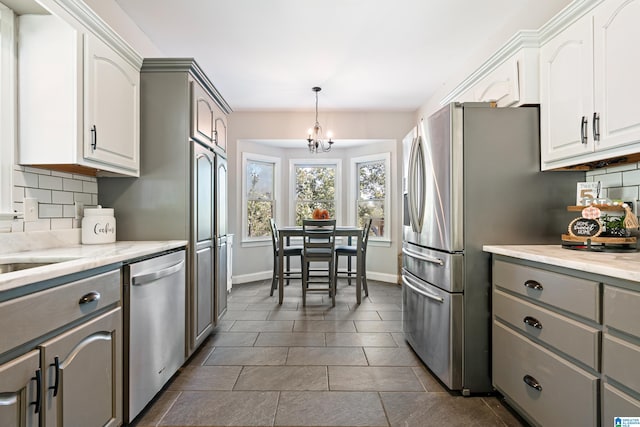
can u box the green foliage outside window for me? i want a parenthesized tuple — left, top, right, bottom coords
(358, 161, 385, 236)
(246, 160, 274, 238)
(295, 166, 336, 225)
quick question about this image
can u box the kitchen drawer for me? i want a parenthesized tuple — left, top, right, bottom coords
(493, 321, 598, 427)
(493, 289, 599, 370)
(493, 259, 600, 321)
(602, 383, 640, 424)
(0, 269, 121, 355)
(603, 333, 640, 395)
(604, 285, 640, 338)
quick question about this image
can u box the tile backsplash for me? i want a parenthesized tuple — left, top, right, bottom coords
(586, 162, 640, 208)
(10, 165, 98, 232)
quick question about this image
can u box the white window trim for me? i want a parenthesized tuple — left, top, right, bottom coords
(289, 158, 342, 226)
(241, 152, 281, 246)
(0, 3, 15, 220)
(350, 152, 391, 244)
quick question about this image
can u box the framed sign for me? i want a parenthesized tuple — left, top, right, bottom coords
(568, 217, 602, 238)
(576, 182, 599, 205)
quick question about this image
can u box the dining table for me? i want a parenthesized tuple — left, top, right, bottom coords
(277, 225, 364, 305)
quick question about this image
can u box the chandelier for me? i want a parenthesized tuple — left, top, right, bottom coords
(307, 87, 334, 153)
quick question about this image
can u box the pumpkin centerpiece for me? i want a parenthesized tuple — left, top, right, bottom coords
(312, 208, 330, 219)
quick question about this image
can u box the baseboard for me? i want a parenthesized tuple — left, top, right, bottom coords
(232, 270, 399, 285)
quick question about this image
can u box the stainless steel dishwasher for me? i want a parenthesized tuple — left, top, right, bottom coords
(124, 249, 186, 422)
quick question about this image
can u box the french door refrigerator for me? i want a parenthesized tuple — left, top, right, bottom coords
(402, 103, 583, 394)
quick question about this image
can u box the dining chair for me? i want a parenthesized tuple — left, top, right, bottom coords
(334, 217, 372, 297)
(301, 219, 337, 307)
(269, 219, 302, 297)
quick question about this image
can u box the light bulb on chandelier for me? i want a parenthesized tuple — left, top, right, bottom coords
(306, 87, 334, 153)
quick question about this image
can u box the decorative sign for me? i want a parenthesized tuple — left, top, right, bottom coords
(568, 217, 603, 238)
(581, 205, 601, 219)
(576, 182, 599, 205)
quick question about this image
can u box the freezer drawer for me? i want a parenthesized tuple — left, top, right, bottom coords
(402, 243, 463, 293)
(402, 270, 462, 390)
(493, 321, 598, 427)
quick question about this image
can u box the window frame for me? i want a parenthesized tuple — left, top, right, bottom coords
(241, 152, 280, 246)
(289, 158, 342, 226)
(350, 152, 391, 243)
(0, 3, 15, 219)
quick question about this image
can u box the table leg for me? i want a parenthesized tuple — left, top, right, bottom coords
(278, 234, 284, 304)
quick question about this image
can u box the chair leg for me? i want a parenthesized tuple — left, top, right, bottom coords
(330, 259, 336, 307)
(285, 255, 291, 287)
(347, 256, 352, 286)
(270, 254, 277, 297)
(302, 260, 307, 307)
(362, 253, 369, 297)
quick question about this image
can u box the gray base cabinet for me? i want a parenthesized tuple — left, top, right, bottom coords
(0, 269, 122, 427)
(0, 350, 40, 427)
(491, 256, 640, 426)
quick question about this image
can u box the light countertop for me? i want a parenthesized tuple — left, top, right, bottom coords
(0, 240, 188, 293)
(483, 245, 640, 283)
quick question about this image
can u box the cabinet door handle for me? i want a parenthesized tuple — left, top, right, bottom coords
(30, 368, 42, 414)
(523, 374, 542, 391)
(593, 112, 600, 141)
(49, 356, 60, 397)
(78, 291, 101, 305)
(524, 316, 543, 329)
(91, 125, 97, 150)
(580, 116, 588, 144)
(524, 279, 543, 291)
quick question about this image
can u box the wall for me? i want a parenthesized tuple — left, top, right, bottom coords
(228, 111, 414, 284)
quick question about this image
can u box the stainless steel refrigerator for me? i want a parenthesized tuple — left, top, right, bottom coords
(401, 103, 583, 394)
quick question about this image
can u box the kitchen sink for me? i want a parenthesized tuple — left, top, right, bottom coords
(0, 262, 56, 274)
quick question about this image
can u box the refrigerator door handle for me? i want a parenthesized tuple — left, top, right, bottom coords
(402, 274, 445, 303)
(402, 247, 444, 266)
(414, 135, 426, 232)
(407, 136, 420, 233)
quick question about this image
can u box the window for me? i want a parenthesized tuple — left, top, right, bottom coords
(242, 153, 279, 241)
(291, 159, 341, 225)
(351, 153, 390, 240)
(0, 3, 15, 217)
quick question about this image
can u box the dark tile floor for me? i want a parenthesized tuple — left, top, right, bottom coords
(131, 279, 528, 427)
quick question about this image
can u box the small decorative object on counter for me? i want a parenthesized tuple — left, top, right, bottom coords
(312, 208, 330, 219)
(82, 206, 116, 244)
(562, 202, 637, 252)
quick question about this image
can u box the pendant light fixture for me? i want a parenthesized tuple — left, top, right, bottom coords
(306, 86, 333, 153)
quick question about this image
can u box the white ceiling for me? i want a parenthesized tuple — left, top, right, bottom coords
(118, 1, 570, 111)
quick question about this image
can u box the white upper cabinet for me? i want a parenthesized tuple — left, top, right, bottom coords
(540, 0, 640, 170)
(593, 0, 640, 151)
(17, 3, 141, 177)
(540, 13, 594, 164)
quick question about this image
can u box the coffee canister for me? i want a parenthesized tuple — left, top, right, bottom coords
(82, 206, 116, 244)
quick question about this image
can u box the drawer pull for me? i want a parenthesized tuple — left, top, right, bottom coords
(524, 280, 543, 291)
(523, 374, 542, 391)
(30, 368, 41, 413)
(49, 356, 60, 397)
(78, 291, 101, 305)
(523, 316, 543, 329)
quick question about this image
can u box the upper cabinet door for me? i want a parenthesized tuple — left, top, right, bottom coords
(84, 32, 140, 173)
(593, 0, 640, 151)
(540, 13, 595, 165)
(214, 112, 227, 152)
(191, 81, 216, 146)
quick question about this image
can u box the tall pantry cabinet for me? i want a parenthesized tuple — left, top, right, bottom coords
(99, 59, 230, 357)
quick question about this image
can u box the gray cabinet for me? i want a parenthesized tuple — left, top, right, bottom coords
(492, 258, 600, 427)
(98, 58, 231, 357)
(0, 350, 40, 427)
(0, 268, 122, 427)
(215, 155, 228, 321)
(40, 308, 122, 427)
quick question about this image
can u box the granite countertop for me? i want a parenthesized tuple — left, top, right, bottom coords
(483, 244, 640, 283)
(0, 240, 188, 293)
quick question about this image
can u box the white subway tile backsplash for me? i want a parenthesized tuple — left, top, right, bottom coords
(39, 204, 63, 218)
(25, 188, 52, 204)
(13, 170, 39, 187)
(38, 175, 63, 190)
(602, 163, 639, 173)
(595, 172, 623, 188)
(82, 181, 98, 193)
(63, 178, 84, 192)
(52, 190, 74, 205)
(623, 169, 640, 186)
(608, 186, 639, 202)
(10, 166, 99, 233)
